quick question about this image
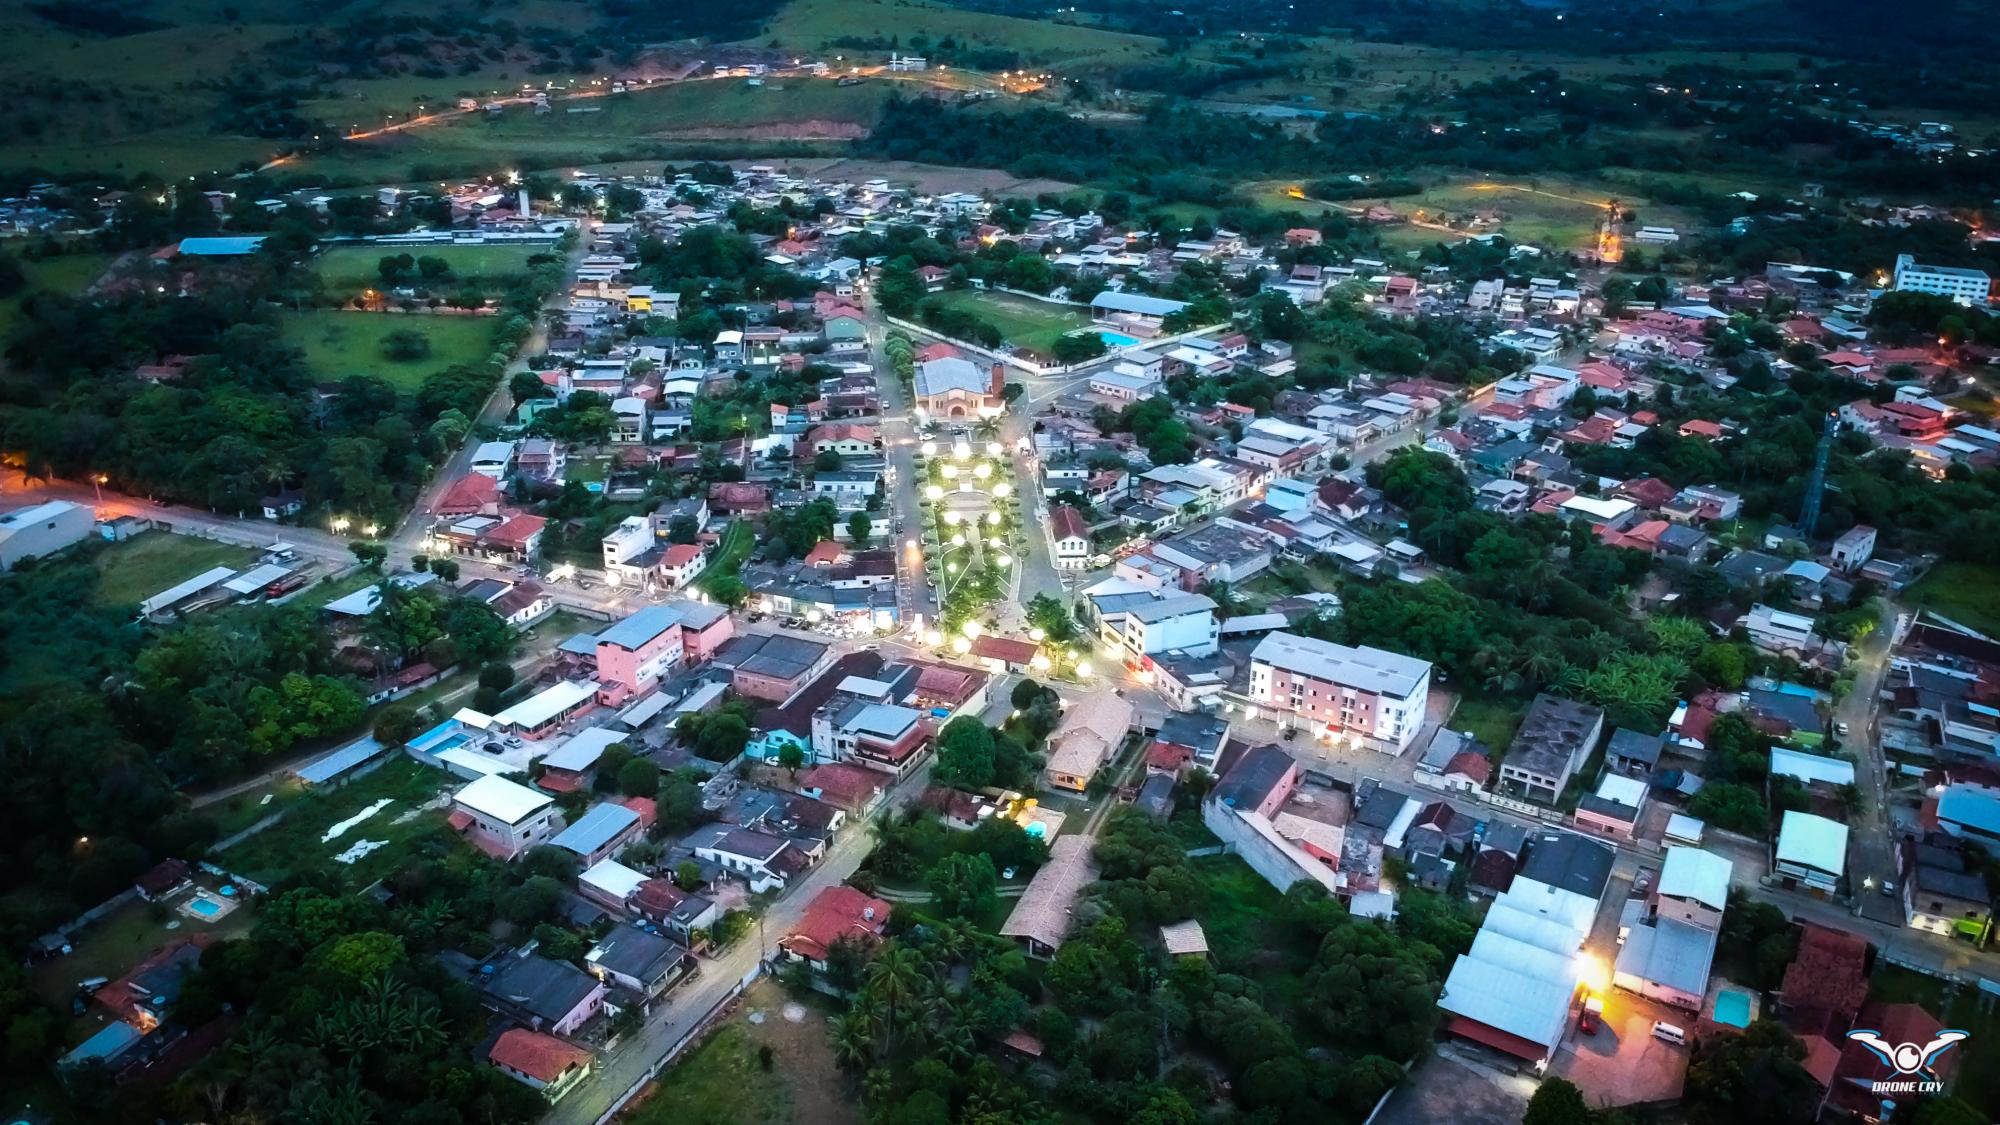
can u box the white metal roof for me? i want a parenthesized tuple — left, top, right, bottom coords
(493, 679, 599, 730)
(1776, 811, 1849, 875)
(1769, 747, 1856, 787)
(139, 566, 239, 616)
(1658, 847, 1732, 910)
(453, 774, 552, 825)
(539, 726, 626, 772)
(579, 858, 647, 902)
(1594, 772, 1649, 807)
(1559, 495, 1637, 522)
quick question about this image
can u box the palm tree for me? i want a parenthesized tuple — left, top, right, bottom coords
(862, 946, 927, 1055)
(827, 1013, 871, 1070)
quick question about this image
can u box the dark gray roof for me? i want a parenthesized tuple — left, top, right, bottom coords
(1354, 783, 1415, 831)
(589, 926, 687, 982)
(1212, 744, 1294, 810)
(1516, 831, 1615, 900)
(486, 955, 600, 1023)
(1507, 694, 1604, 778)
(1607, 727, 1665, 767)
(1156, 711, 1228, 753)
(1715, 550, 1786, 588)
(1745, 688, 1823, 735)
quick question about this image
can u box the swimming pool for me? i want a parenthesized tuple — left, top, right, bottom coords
(1098, 330, 1141, 349)
(187, 897, 223, 919)
(1713, 989, 1752, 1028)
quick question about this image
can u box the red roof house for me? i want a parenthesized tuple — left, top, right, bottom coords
(781, 885, 891, 964)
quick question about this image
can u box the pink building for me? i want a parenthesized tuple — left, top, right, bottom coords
(1245, 632, 1433, 753)
(593, 602, 735, 704)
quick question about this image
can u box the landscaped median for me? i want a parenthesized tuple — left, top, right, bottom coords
(910, 435, 1025, 637)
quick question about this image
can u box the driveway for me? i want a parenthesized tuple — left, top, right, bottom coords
(1551, 989, 1690, 1107)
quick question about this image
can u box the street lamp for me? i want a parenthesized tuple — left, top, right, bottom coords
(331, 516, 351, 534)
(926, 485, 944, 501)
(91, 474, 107, 504)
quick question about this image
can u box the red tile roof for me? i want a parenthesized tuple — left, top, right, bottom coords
(1780, 922, 1870, 1039)
(970, 635, 1040, 665)
(618, 795, 657, 829)
(485, 512, 547, 547)
(781, 885, 891, 962)
(1827, 1002, 1958, 1116)
(435, 473, 501, 514)
(1050, 505, 1089, 541)
(803, 540, 846, 566)
(797, 763, 887, 810)
(489, 1027, 591, 1084)
(1445, 751, 1493, 784)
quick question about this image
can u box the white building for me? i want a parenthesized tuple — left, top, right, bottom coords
(0, 499, 94, 571)
(1774, 811, 1848, 895)
(469, 441, 515, 479)
(1091, 588, 1221, 660)
(1894, 253, 1990, 306)
(450, 775, 558, 860)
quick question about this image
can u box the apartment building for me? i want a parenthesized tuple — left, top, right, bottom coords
(1243, 632, 1433, 753)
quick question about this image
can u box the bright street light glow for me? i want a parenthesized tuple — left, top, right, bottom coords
(1029, 627, 1046, 642)
(1075, 661, 1093, 677)
(993, 482, 1013, 498)
(973, 462, 992, 479)
(997, 554, 1013, 567)
(962, 620, 984, 639)
(926, 485, 945, 501)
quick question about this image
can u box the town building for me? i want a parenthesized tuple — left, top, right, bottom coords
(0, 499, 94, 570)
(1498, 695, 1606, 804)
(1893, 253, 1991, 305)
(1242, 632, 1432, 753)
(449, 775, 559, 860)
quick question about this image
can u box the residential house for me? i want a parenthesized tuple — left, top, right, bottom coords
(1043, 691, 1136, 792)
(780, 885, 892, 969)
(998, 834, 1098, 958)
(585, 927, 695, 1003)
(488, 1029, 592, 1103)
(449, 775, 559, 860)
(480, 953, 605, 1036)
(1775, 811, 1848, 895)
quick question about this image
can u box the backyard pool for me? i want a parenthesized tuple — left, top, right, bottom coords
(1713, 989, 1753, 1028)
(1097, 330, 1141, 348)
(188, 898, 222, 919)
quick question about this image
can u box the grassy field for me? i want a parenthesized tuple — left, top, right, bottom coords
(312, 243, 544, 297)
(279, 309, 496, 392)
(1907, 562, 2000, 637)
(90, 532, 256, 610)
(624, 980, 858, 1125)
(1200, 38, 1803, 115)
(214, 756, 455, 888)
(283, 79, 896, 182)
(926, 289, 1091, 353)
(1449, 694, 1526, 757)
(0, 251, 118, 346)
(757, 0, 1160, 69)
(1193, 854, 1310, 1016)
(1869, 966, 2000, 1116)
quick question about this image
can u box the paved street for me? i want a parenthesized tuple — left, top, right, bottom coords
(546, 766, 932, 1125)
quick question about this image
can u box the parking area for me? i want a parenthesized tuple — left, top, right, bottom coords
(1376, 1047, 1532, 1125)
(1551, 986, 1691, 1106)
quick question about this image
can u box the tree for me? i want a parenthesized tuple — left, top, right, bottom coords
(1025, 593, 1076, 643)
(430, 557, 460, 583)
(1010, 677, 1049, 711)
(814, 449, 844, 473)
(349, 542, 388, 571)
(321, 931, 407, 983)
(617, 757, 659, 797)
(1685, 1019, 1821, 1124)
(933, 717, 997, 789)
(380, 328, 431, 362)
(926, 853, 998, 918)
(846, 509, 873, 548)
(778, 742, 807, 771)
(1051, 331, 1108, 363)
(1523, 1078, 1595, 1125)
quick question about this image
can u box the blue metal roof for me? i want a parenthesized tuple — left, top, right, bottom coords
(176, 235, 266, 255)
(550, 802, 640, 856)
(296, 736, 387, 784)
(596, 605, 680, 651)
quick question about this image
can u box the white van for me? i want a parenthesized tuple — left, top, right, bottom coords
(1652, 1021, 1687, 1045)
